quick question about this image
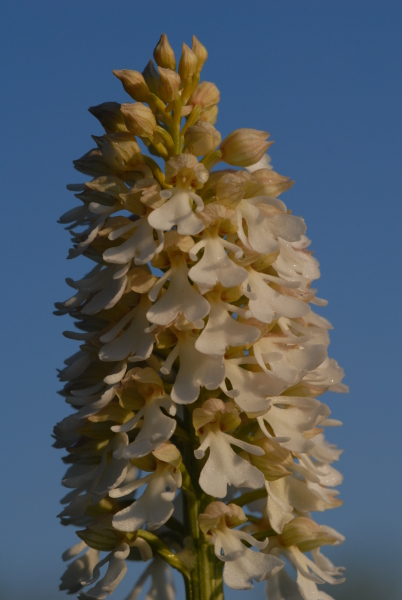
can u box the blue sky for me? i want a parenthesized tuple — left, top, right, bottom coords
(0, 1, 401, 599)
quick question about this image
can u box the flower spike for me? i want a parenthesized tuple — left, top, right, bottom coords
(55, 33, 346, 600)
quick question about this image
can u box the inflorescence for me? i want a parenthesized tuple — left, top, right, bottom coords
(54, 34, 347, 600)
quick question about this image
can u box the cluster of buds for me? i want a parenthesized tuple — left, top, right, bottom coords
(55, 33, 347, 600)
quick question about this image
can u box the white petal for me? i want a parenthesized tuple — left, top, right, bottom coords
(266, 568, 304, 600)
(120, 397, 176, 458)
(170, 332, 225, 404)
(195, 299, 260, 357)
(224, 361, 285, 413)
(147, 260, 210, 326)
(148, 189, 204, 235)
(99, 297, 154, 362)
(197, 431, 265, 497)
(189, 236, 248, 290)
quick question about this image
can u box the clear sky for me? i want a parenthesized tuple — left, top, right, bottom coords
(0, 1, 401, 599)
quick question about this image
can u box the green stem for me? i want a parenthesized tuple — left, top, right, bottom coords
(180, 406, 224, 600)
(172, 98, 183, 155)
(154, 125, 175, 156)
(142, 156, 171, 188)
(231, 487, 267, 507)
(200, 149, 222, 171)
(136, 530, 190, 576)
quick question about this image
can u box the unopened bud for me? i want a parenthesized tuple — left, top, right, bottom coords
(121, 103, 157, 137)
(113, 70, 150, 102)
(199, 105, 218, 125)
(158, 67, 181, 103)
(94, 132, 143, 171)
(88, 102, 128, 134)
(189, 81, 220, 109)
(247, 169, 294, 197)
(77, 527, 118, 552)
(142, 60, 160, 96)
(198, 502, 246, 536)
(153, 33, 176, 70)
(184, 121, 221, 156)
(279, 518, 338, 552)
(178, 43, 197, 80)
(73, 148, 111, 177)
(220, 128, 272, 167)
(192, 35, 208, 72)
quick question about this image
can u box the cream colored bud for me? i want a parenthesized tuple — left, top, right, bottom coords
(164, 153, 209, 189)
(88, 102, 128, 134)
(199, 104, 219, 125)
(153, 33, 176, 70)
(192, 35, 208, 72)
(220, 128, 272, 167)
(198, 502, 246, 536)
(279, 518, 338, 552)
(189, 81, 220, 109)
(158, 66, 181, 103)
(246, 168, 294, 197)
(113, 69, 150, 102)
(184, 121, 221, 156)
(178, 43, 197, 80)
(120, 103, 157, 137)
(142, 60, 160, 96)
(152, 442, 182, 468)
(77, 515, 121, 552)
(94, 132, 142, 171)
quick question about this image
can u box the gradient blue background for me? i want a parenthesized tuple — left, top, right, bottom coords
(1, 1, 401, 598)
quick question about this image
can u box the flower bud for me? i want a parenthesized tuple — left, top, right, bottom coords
(246, 168, 294, 197)
(113, 69, 150, 102)
(93, 132, 143, 171)
(77, 528, 118, 552)
(153, 33, 176, 70)
(142, 59, 160, 96)
(158, 67, 181, 103)
(198, 105, 218, 125)
(184, 121, 221, 156)
(178, 43, 197, 80)
(192, 35, 208, 72)
(164, 154, 209, 189)
(198, 502, 247, 536)
(279, 518, 338, 552)
(220, 128, 272, 167)
(189, 81, 220, 108)
(120, 103, 157, 137)
(88, 102, 128, 134)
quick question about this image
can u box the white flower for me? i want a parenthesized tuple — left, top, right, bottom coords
(111, 443, 182, 531)
(161, 329, 225, 404)
(242, 266, 310, 324)
(78, 542, 130, 600)
(257, 396, 330, 453)
(146, 255, 210, 326)
(188, 229, 248, 292)
(199, 502, 284, 589)
(60, 542, 99, 594)
(112, 393, 176, 459)
(223, 359, 285, 413)
(103, 216, 163, 266)
(99, 295, 154, 363)
(236, 196, 306, 255)
(195, 291, 260, 357)
(147, 155, 208, 235)
(193, 399, 265, 497)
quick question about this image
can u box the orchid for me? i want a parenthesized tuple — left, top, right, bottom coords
(55, 33, 346, 600)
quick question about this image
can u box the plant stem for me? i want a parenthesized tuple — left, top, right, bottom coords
(180, 405, 224, 600)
